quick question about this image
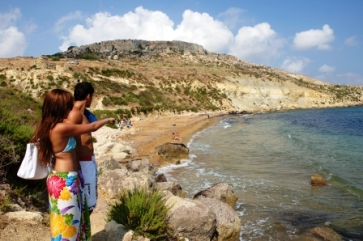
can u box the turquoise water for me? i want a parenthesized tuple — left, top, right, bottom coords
(158, 107, 363, 240)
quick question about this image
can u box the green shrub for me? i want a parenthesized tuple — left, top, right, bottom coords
(107, 187, 170, 240)
(82, 54, 99, 60)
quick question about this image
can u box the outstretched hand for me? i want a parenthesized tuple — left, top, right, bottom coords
(108, 118, 116, 125)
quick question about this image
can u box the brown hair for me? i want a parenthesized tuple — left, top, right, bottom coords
(32, 89, 74, 166)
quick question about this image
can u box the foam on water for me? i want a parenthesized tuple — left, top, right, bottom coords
(160, 108, 363, 240)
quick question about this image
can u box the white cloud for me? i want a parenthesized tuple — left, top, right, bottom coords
(218, 7, 245, 30)
(23, 21, 37, 34)
(228, 22, 285, 62)
(316, 72, 363, 85)
(281, 57, 310, 73)
(59, 8, 234, 54)
(59, 7, 175, 51)
(0, 9, 27, 57)
(344, 36, 359, 46)
(174, 10, 234, 53)
(59, 8, 285, 63)
(319, 64, 335, 73)
(293, 24, 334, 50)
(0, 27, 27, 57)
(0, 8, 21, 29)
(336, 72, 363, 86)
(54, 11, 83, 33)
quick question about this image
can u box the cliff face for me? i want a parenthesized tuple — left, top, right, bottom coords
(1, 39, 363, 113)
(64, 39, 208, 59)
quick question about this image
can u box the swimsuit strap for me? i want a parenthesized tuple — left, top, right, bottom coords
(54, 136, 76, 154)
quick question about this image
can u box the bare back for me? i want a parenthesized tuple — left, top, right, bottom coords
(50, 124, 79, 172)
(66, 105, 94, 158)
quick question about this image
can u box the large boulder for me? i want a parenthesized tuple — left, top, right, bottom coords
(154, 182, 185, 197)
(193, 183, 238, 208)
(4, 211, 43, 224)
(125, 159, 155, 174)
(309, 227, 343, 241)
(98, 168, 155, 198)
(311, 174, 327, 186)
(164, 194, 217, 241)
(196, 197, 241, 241)
(155, 142, 189, 158)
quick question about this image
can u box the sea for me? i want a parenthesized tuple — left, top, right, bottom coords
(157, 106, 363, 240)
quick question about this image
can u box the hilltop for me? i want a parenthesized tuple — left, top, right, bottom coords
(1, 39, 362, 114)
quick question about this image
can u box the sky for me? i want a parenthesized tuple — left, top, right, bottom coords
(1, 0, 363, 86)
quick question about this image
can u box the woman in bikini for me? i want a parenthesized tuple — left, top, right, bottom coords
(32, 89, 115, 241)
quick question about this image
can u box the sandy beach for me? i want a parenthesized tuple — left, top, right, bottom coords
(88, 112, 223, 239)
(95, 112, 223, 165)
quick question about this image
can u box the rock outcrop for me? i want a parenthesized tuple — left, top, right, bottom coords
(193, 183, 238, 208)
(64, 39, 208, 59)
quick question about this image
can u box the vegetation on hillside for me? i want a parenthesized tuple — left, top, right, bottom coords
(0, 87, 47, 212)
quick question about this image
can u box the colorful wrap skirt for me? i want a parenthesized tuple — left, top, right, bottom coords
(47, 170, 91, 241)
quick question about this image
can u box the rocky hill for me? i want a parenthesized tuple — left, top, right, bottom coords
(1, 39, 362, 114)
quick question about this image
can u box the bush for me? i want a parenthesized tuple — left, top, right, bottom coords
(107, 188, 170, 240)
(0, 88, 47, 211)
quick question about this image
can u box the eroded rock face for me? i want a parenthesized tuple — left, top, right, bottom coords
(164, 195, 217, 241)
(196, 197, 241, 241)
(154, 182, 185, 197)
(64, 40, 208, 59)
(309, 227, 343, 241)
(4, 211, 43, 224)
(98, 162, 155, 198)
(155, 142, 189, 158)
(193, 183, 238, 208)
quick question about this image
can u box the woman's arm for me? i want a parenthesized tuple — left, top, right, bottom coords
(56, 118, 116, 136)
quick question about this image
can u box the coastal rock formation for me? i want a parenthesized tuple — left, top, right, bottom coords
(156, 142, 189, 157)
(164, 193, 217, 240)
(311, 174, 327, 186)
(196, 197, 241, 241)
(193, 183, 238, 208)
(64, 39, 208, 59)
(309, 227, 343, 241)
(154, 182, 185, 197)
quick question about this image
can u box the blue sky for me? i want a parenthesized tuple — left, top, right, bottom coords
(1, 0, 363, 85)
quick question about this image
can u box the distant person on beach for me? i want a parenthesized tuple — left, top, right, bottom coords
(67, 82, 99, 215)
(32, 89, 114, 240)
(126, 119, 132, 128)
(118, 117, 124, 130)
(172, 132, 181, 141)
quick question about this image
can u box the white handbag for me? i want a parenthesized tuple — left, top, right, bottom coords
(17, 143, 50, 180)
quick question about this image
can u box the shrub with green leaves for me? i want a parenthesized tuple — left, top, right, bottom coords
(107, 188, 170, 240)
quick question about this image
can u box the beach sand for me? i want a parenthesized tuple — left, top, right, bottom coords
(90, 112, 223, 239)
(96, 112, 223, 166)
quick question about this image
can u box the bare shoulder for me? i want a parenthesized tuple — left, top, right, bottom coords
(67, 108, 83, 124)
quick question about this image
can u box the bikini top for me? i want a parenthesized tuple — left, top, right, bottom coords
(54, 136, 76, 154)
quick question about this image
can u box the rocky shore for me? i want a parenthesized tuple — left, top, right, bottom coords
(0, 111, 345, 241)
(1, 112, 240, 241)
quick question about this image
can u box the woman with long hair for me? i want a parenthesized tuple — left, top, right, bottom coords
(32, 89, 115, 241)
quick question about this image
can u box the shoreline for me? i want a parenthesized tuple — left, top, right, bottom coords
(124, 113, 223, 166)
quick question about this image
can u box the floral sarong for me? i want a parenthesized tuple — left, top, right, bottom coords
(47, 171, 91, 241)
